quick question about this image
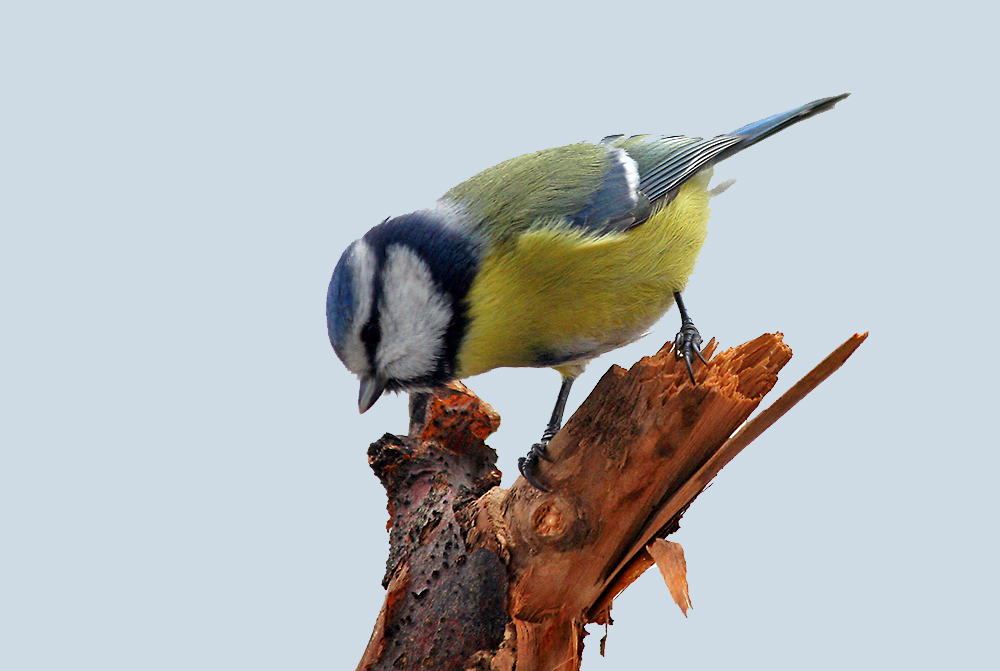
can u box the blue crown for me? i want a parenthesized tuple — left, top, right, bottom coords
(326, 243, 356, 360)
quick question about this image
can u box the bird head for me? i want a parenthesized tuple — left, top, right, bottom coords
(327, 206, 481, 412)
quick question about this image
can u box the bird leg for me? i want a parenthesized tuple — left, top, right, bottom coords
(518, 375, 574, 491)
(673, 291, 707, 384)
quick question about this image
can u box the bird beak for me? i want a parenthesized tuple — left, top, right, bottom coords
(358, 375, 388, 413)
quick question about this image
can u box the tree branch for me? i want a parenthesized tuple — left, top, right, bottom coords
(356, 332, 867, 671)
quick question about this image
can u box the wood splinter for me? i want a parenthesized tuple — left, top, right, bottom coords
(358, 332, 867, 671)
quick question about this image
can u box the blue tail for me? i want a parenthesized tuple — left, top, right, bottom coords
(727, 93, 850, 154)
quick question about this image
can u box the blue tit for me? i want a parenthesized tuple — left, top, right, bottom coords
(327, 93, 849, 490)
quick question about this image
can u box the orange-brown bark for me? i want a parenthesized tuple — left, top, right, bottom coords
(356, 332, 866, 671)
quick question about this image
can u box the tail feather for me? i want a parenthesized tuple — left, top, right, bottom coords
(722, 93, 850, 159)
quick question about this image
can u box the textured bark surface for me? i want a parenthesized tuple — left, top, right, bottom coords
(356, 333, 866, 671)
(359, 392, 508, 670)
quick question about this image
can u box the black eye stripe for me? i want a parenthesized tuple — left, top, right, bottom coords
(362, 249, 385, 371)
(360, 319, 380, 345)
(361, 312, 381, 369)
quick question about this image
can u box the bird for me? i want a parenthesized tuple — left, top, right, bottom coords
(327, 93, 849, 490)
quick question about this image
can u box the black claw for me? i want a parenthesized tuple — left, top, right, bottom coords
(518, 443, 551, 492)
(674, 321, 705, 385)
(682, 351, 696, 384)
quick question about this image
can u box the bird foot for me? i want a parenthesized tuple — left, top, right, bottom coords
(518, 441, 552, 492)
(674, 321, 707, 384)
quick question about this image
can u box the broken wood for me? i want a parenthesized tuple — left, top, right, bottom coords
(357, 332, 867, 671)
(648, 539, 692, 617)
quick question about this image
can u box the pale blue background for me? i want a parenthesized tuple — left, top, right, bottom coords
(2, 1, 997, 669)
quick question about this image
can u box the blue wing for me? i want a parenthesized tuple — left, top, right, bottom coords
(608, 134, 743, 205)
(567, 147, 651, 235)
(604, 93, 850, 211)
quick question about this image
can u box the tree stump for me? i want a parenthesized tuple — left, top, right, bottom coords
(357, 332, 866, 670)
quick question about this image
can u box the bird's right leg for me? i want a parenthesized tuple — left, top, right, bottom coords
(673, 291, 708, 384)
(518, 375, 574, 491)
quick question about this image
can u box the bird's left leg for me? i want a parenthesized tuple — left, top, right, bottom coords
(673, 291, 708, 384)
(518, 375, 574, 491)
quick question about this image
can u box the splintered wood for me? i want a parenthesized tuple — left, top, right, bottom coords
(502, 334, 794, 670)
(357, 332, 867, 671)
(648, 539, 692, 617)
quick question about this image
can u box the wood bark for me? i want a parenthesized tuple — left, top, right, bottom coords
(357, 332, 866, 671)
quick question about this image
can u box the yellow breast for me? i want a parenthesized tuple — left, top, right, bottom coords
(456, 170, 715, 379)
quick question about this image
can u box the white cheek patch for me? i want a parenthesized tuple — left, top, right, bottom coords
(340, 240, 376, 375)
(377, 245, 452, 382)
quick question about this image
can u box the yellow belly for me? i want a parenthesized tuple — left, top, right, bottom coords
(456, 170, 714, 379)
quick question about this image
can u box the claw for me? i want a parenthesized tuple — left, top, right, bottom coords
(674, 321, 705, 385)
(518, 442, 552, 492)
(682, 350, 696, 384)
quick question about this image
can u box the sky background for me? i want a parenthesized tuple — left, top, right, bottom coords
(2, 1, 998, 669)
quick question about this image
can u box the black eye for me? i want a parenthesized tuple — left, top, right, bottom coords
(360, 319, 380, 347)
